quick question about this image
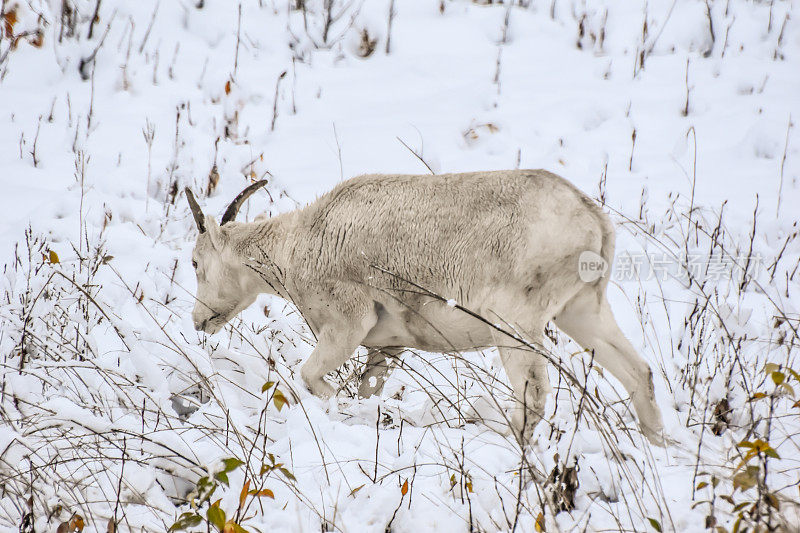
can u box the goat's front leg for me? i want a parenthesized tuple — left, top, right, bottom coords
(300, 303, 377, 399)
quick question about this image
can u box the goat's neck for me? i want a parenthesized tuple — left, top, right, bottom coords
(230, 215, 294, 300)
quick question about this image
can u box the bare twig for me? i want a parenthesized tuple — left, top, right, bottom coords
(234, 3, 242, 77)
(396, 136, 435, 175)
(776, 115, 792, 218)
(270, 71, 287, 132)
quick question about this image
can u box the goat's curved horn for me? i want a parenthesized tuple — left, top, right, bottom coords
(221, 180, 268, 225)
(184, 188, 207, 233)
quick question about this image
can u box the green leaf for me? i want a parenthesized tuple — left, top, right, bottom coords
(214, 472, 230, 486)
(279, 467, 296, 482)
(764, 447, 780, 459)
(207, 505, 226, 531)
(221, 458, 244, 473)
(733, 467, 758, 492)
(169, 512, 203, 531)
(696, 481, 708, 490)
(647, 517, 662, 532)
(261, 381, 275, 393)
(772, 371, 786, 386)
(195, 477, 217, 505)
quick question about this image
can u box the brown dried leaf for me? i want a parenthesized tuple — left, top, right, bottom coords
(3, 6, 17, 35)
(70, 515, 85, 532)
(239, 479, 250, 511)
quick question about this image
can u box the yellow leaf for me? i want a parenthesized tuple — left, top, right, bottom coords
(401, 479, 408, 496)
(535, 512, 545, 532)
(349, 484, 365, 497)
(772, 371, 785, 386)
(48, 250, 59, 264)
(764, 363, 780, 375)
(465, 481, 473, 493)
(255, 489, 274, 498)
(765, 493, 780, 510)
(272, 389, 288, 411)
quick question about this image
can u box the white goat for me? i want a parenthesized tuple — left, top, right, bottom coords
(185, 170, 665, 445)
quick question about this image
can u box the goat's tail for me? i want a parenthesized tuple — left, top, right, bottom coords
(597, 210, 616, 289)
(579, 194, 616, 291)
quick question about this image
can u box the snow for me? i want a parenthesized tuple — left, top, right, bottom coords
(1, 0, 799, 532)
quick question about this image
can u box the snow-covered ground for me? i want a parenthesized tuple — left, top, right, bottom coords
(1, 0, 799, 531)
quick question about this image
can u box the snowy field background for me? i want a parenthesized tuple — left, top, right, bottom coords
(1, 0, 799, 531)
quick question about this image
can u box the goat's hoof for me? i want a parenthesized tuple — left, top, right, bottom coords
(641, 425, 667, 447)
(511, 420, 537, 445)
(306, 380, 335, 400)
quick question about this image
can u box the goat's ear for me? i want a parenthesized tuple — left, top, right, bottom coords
(205, 216, 225, 250)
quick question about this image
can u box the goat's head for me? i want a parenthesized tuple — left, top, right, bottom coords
(185, 181, 268, 334)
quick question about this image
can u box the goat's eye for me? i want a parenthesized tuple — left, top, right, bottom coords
(192, 260, 198, 269)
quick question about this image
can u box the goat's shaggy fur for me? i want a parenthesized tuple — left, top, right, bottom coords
(187, 169, 665, 444)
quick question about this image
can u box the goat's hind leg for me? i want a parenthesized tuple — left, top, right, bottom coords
(554, 290, 665, 445)
(358, 347, 403, 398)
(495, 331, 551, 443)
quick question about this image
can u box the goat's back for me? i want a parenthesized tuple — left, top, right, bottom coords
(290, 169, 610, 314)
